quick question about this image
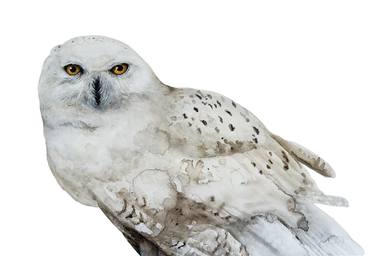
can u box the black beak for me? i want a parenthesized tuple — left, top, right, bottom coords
(92, 77, 101, 106)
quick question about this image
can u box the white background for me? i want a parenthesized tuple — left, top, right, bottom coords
(0, 1, 374, 255)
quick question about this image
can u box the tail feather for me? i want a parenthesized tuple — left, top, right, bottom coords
(271, 134, 336, 178)
(294, 202, 364, 256)
(227, 202, 363, 256)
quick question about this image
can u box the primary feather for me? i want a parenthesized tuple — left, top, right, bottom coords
(39, 36, 363, 256)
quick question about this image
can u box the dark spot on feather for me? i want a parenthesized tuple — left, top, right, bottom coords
(218, 116, 223, 123)
(282, 151, 289, 163)
(268, 159, 273, 164)
(225, 110, 232, 116)
(232, 101, 237, 108)
(283, 165, 289, 171)
(259, 170, 263, 175)
(215, 127, 220, 133)
(183, 113, 188, 119)
(251, 162, 256, 167)
(195, 94, 202, 99)
(188, 122, 192, 127)
(253, 138, 258, 144)
(214, 104, 217, 108)
(193, 107, 198, 112)
(201, 120, 207, 126)
(207, 94, 212, 99)
(210, 196, 215, 202)
(229, 124, 235, 131)
(208, 104, 213, 109)
(177, 241, 186, 249)
(197, 128, 202, 134)
(217, 100, 222, 107)
(253, 126, 260, 135)
(266, 164, 271, 169)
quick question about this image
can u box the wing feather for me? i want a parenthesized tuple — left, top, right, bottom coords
(92, 88, 362, 255)
(271, 133, 336, 178)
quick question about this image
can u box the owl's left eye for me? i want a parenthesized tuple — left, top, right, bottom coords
(64, 64, 82, 76)
(110, 63, 128, 75)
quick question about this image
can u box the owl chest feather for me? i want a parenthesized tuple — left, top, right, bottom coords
(43, 111, 177, 205)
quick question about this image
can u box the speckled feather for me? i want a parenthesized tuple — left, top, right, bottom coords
(39, 36, 363, 256)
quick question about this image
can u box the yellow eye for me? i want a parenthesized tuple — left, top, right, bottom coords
(64, 64, 82, 76)
(110, 63, 128, 75)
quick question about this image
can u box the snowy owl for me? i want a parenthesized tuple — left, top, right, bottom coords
(39, 36, 363, 256)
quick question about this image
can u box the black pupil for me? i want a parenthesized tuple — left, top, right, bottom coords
(116, 65, 123, 72)
(69, 66, 77, 73)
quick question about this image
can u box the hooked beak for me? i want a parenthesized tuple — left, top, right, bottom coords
(92, 77, 101, 106)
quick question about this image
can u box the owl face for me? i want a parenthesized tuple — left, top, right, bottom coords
(39, 36, 161, 112)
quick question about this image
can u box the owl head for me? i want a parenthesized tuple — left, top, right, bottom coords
(39, 36, 167, 113)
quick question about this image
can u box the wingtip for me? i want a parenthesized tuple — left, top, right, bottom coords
(322, 163, 336, 178)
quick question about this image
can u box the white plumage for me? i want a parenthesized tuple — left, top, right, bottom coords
(39, 36, 363, 256)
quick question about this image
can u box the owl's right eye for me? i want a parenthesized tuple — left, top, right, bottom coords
(64, 64, 82, 76)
